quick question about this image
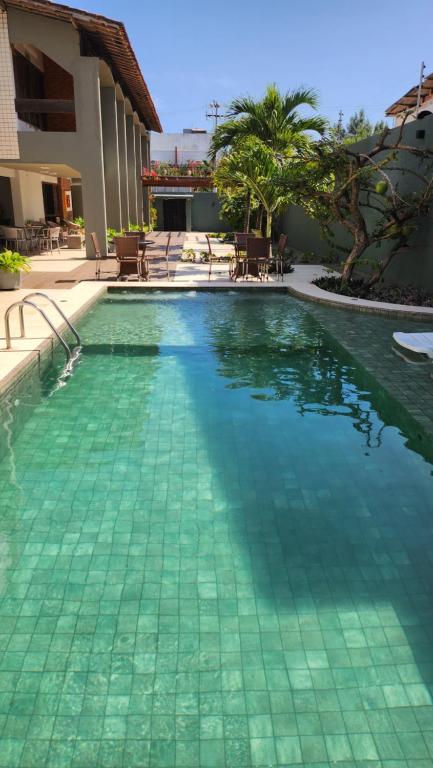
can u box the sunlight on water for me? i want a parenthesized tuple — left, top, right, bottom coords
(0, 292, 432, 767)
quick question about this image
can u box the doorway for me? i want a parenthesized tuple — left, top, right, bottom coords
(0, 177, 14, 225)
(42, 182, 59, 221)
(163, 198, 186, 231)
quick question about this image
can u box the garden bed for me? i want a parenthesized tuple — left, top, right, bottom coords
(313, 276, 433, 308)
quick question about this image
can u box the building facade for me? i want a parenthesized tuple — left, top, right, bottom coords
(0, 0, 162, 256)
(150, 129, 211, 165)
(150, 129, 213, 232)
(386, 72, 433, 126)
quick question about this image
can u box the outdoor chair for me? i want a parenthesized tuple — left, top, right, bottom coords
(234, 232, 255, 258)
(115, 236, 148, 281)
(234, 236, 271, 281)
(206, 234, 233, 281)
(393, 332, 433, 360)
(274, 233, 288, 281)
(91, 232, 104, 280)
(40, 226, 61, 254)
(24, 225, 43, 253)
(232, 232, 256, 280)
(0, 226, 28, 253)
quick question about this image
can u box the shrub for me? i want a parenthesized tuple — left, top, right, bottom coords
(0, 249, 31, 273)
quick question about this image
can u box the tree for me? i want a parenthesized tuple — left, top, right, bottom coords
(213, 142, 258, 232)
(330, 109, 389, 143)
(218, 188, 259, 232)
(209, 84, 327, 159)
(214, 139, 294, 237)
(291, 121, 433, 289)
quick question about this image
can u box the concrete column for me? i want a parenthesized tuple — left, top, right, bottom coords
(116, 97, 129, 229)
(141, 133, 151, 227)
(74, 58, 107, 256)
(134, 122, 143, 223)
(101, 86, 122, 231)
(9, 172, 24, 225)
(126, 114, 137, 225)
(186, 198, 192, 232)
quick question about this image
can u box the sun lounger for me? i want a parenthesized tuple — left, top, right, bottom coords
(393, 332, 433, 359)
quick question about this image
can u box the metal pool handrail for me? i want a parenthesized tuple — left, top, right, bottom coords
(4, 299, 72, 362)
(22, 292, 81, 347)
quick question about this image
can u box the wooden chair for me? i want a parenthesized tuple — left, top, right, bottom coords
(91, 232, 103, 279)
(115, 236, 148, 281)
(232, 232, 256, 280)
(274, 234, 288, 281)
(234, 232, 255, 259)
(206, 234, 234, 281)
(241, 236, 271, 281)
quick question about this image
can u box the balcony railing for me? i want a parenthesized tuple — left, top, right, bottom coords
(15, 98, 75, 114)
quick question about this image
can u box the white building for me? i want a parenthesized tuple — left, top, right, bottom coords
(386, 72, 433, 125)
(150, 129, 211, 166)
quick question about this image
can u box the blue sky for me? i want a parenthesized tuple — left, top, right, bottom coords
(84, 0, 431, 132)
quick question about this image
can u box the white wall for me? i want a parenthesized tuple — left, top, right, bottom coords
(19, 170, 46, 222)
(394, 94, 433, 125)
(0, 166, 57, 224)
(150, 131, 211, 164)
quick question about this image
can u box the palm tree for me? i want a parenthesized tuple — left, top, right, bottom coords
(209, 84, 327, 159)
(214, 139, 293, 237)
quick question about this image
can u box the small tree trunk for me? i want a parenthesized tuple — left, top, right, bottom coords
(256, 205, 264, 233)
(340, 236, 368, 285)
(265, 212, 272, 239)
(244, 190, 251, 233)
(363, 240, 404, 292)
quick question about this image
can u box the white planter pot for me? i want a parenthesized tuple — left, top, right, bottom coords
(0, 271, 22, 290)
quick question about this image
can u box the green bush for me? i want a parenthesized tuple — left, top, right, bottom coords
(107, 227, 121, 241)
(0, 249, 31, 273)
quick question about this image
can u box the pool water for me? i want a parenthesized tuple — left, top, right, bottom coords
(1, 291, 433, 768)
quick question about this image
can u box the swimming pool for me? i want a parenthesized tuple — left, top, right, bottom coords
(1, 291, 433, 767)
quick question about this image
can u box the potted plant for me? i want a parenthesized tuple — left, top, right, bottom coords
(0, 249, 31, 290)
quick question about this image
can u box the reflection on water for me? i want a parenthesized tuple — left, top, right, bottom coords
(0, 291, 433, 765)
(205, 295, 402, 453)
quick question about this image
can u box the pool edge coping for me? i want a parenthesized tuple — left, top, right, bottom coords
(285, 269, 433, 321)
(0, 285, 107, 398)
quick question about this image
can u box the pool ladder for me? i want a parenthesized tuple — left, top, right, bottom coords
(4, 291, 81, 365)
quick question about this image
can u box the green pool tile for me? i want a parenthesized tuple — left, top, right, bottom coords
(250, 737, 277, 767)
(150, 739, 175, 768)
(199, 738, 225, 767)
(300, 734, 328, 762)
(1, 292, 433, 766)
(200, 714, 223, 739)
(374, 732, 405, 761)
(398, 731, 430, 760)
(19, 740, 51, 768)
(175, 739, 199, 767)
(275, 735, 302, 764)
(224, 738, 251, 767)
(325, 733, 353, 762)
(174, 715, 199, 740)
(349, 732, 380, 760)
